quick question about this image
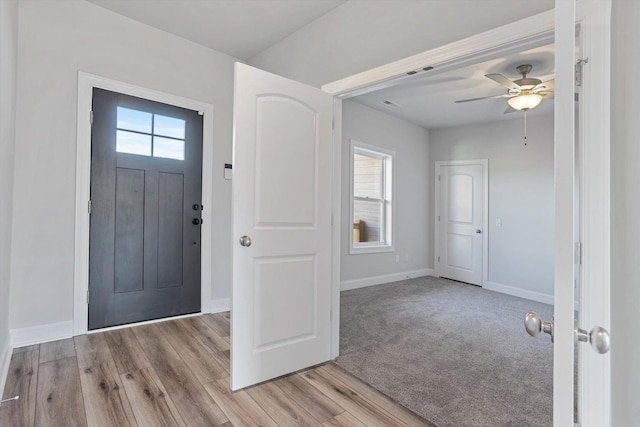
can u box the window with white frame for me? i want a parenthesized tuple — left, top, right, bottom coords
(351, 141, 393, 253)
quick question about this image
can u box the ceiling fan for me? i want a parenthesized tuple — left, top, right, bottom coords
(455, 64, 554, 113)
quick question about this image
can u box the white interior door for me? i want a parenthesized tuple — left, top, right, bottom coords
(231, 63, 334, 390)
(437, 162, 485, 286)
(554, 2, 611, 425)
(553, 0, 577, 424)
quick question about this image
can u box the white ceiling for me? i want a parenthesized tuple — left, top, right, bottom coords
(86, 0, 346, 60)
(85, 0, 553, 130)
(352, 44, 555, 130)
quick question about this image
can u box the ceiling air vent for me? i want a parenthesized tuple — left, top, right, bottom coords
(406, 66, 434, 75)
(383, 100, 399, 107)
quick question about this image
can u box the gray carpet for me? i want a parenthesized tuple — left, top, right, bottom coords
(336, 276, 553, 427)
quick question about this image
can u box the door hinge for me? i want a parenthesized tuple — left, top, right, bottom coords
(90, 110, 94, 126)
(88, 199, 92, 214)
(332, 119, 335, 130)
(438, 215, 440, 222)
(575, 242, 582, 265)
(575, 58, 588, 86)
(437, 256, 440, 262)
(86, 290, 90, 304)
(438, 175, 441, 181)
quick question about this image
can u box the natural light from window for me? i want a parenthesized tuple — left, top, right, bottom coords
(351, 141, 393, 253)
(116, 107, 186, 160)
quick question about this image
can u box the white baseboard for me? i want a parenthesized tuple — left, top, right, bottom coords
(10, 320, 74, 348)
(11, 299, 231, 348)
(485, 281, 554, 305)
(203, 298, 230, 314)
(0, 333, 11, 399)
(341, 268, 434, 291)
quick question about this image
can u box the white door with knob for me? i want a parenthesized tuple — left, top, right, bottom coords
(539, 2, 611, 425)
(436, 160, 487, 286)
(230, 63, 334, 390)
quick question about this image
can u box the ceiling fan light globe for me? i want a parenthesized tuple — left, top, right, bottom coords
(508, 93, 543, 111)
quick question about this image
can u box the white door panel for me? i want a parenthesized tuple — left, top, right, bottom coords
(438, 163, 484, 285)
(448, 174, 474, 223)
(447, 234, 474, 270)
(254, 96, 317, 227)
(231, 63, 333, 390)
(553, 0, 577, 424)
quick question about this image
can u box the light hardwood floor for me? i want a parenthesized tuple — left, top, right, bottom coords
(0, 313, 433, 426)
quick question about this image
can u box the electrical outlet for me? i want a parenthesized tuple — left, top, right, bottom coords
(495, 218, 502, 227)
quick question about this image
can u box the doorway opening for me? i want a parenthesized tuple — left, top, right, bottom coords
(335, 39, 558, 426)
(73, 73, 215, 336)
(325, 3, 610, 424)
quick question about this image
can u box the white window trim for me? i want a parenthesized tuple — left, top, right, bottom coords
(349, 140, 395, 255)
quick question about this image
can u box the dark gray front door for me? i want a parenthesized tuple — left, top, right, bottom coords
(89, 88, 203, 330)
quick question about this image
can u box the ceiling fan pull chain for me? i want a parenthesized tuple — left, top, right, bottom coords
(524, 111, 528, 146)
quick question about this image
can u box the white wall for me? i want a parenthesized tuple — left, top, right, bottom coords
(249, 0, 553, 87)
(10, 0, 237, 332)
(341, 100, 430, 287)
(0, 0, 18, 384)
(430, 115, 555, 300)
(611, 0, 640, 424)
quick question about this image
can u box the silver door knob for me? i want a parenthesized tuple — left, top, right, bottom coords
(525, 312, 611, 354)
(476, 229, 482, 234)
(576, 324, 610, 354)
(524, 311, 554, 342)
(239, 235, 252, 247)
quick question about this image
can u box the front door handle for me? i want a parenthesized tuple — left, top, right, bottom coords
(476, 229, 482, 234)
(239, 235, 252, 247)
(192, 218, 201, 225)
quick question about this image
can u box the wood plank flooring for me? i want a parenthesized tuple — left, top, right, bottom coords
(0, 313, 434, 427)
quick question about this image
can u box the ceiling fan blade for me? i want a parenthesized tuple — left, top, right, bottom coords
(485, 73, 521, 90)
(504, 105, 518, 114)
(539, 91, 555, 99)
(455, 94, 511, 103)
(534, 79, 555, 92)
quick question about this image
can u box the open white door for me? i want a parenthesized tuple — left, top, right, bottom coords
(547, 1, 611, 425)
(552, 0, 578, 424)
(231, 63, 334, 390)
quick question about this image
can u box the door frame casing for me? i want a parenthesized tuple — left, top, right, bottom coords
(434, 159, 489, 286)
(73, 72, 215, 335)
(322, 3, 610, 425)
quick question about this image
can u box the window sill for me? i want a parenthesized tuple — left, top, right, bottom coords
(349, 245, 395, 255)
